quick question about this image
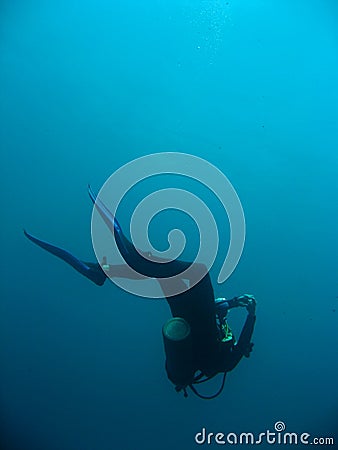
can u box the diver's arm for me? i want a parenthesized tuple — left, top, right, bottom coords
(215, 294, 255, 323)
(234, 312, 256, 356)
(229, 294, 256, 309)
(223, 299, 256, 372)
(223, 314, 256, 372)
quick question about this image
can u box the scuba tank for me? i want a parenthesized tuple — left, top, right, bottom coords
(162, 316, 228, 400)
(162, 317, 195, 388)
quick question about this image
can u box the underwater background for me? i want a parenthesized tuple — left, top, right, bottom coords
(1, 0, 337, 449)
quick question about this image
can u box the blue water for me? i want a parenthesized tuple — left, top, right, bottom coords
(1, 1, 337, 449)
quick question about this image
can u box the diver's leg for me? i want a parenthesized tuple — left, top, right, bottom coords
(24, 230, 107, 286)
(89, 185, 194, 279)
(103, 225, 194, 280)
(103, 263, 149, 280)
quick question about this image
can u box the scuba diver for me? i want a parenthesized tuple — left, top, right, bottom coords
(24, 185, 256, 399)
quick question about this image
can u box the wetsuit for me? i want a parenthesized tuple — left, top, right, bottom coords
(24, 185, 255, 379)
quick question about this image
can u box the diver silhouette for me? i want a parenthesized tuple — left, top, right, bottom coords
(24, 185, 256, 399)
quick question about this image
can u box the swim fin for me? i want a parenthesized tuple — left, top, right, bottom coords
(88, 184, 130, 256)
(24, 230, 107, 286)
